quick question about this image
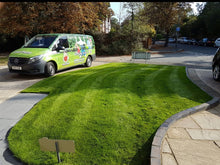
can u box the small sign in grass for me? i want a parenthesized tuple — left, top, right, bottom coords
(8, 63, 211, 164)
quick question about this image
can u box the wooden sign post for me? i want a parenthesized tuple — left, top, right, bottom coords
(39, 137, 75, 163)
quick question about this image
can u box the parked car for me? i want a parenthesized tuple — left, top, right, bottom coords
(178, 37, 189, 44)
(187, 38, 199, 45)
(198, 38, 215, 47)
(186, 38, 192, 44)
(168, 37, 175, 43)
(212, 48, 220, 81)
(214, 38, 220, 47)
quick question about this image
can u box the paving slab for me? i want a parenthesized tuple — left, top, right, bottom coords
(162, 138, 172, 154)
(167, 138, 220, 165)
(162, 153, 177, 165)
(190, 111, 220, 129)
(171, 116, 200, 129)
(186, 128, 220, 140)
(214, 141, 220, 148)
(167, 128, 191, 139)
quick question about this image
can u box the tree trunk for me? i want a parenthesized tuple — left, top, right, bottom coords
(147, 37, 152, 49)
(164, 31, 169, 47)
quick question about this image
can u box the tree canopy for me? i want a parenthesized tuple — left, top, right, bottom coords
(0, 2, 113, 37)
(179, 2, 220, 40)
(141, 2, 191, 46)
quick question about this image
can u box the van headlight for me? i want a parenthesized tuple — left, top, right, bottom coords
(28, 55, 44, 64)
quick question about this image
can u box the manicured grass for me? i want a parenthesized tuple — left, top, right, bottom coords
(8, 63, 211, 165)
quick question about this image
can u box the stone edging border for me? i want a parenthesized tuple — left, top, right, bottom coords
(150, 97, 220, 165)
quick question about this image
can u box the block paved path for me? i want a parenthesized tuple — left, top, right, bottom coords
(162, 104, 220, 165)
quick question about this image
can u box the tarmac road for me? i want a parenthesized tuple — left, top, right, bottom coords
(0, 65, 45, 104)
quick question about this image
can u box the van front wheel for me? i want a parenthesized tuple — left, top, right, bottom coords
(45, 62, 56, 77)
(85, 56, 92, 67)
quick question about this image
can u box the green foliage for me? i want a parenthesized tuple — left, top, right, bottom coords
(0, 2, 113, 37)
(92, 30, 140, 56)
(181, 2, 220, 39)
(92, 31, 147, 56)
(198, 2, 220, 38)
(92, 9, 156, 56)
(155, 34, 163, 40)
(142, 2, 192, 46)
(0, 34, 24, 52)
(180, 15, 198, 38)
(8, 63, 211, 165)
(0, 2, 113, 52)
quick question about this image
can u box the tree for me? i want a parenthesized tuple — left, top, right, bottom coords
(179, 15, 197, 38)
(0, 2, 113, 37)
(123, 2, 143, 33)
(110, 17, 120, 32)
(197, 2, 220, 38)
(141, 2, 191, 47)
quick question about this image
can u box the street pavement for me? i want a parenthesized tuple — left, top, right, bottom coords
(0, 93, 47, 165)
(0, 44, 220, 164)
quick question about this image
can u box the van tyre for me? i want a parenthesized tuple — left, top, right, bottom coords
(85, 56, 92, 67)
(213, 65, 220, 81)
(45, 62, 56, 77)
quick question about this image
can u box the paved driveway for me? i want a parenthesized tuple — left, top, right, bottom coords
(0, 61, 108, 104)
(0, 65, 45, 104)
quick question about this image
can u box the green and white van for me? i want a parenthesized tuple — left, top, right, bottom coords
(8, 33, 96, 76)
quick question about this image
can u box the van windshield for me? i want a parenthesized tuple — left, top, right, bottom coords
(24, 35, 57, 48)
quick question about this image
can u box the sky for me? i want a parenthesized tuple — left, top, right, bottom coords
(110, 2, 204, 23)
(110, 2, 126, 23)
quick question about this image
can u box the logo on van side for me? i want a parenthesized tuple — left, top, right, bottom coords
(63, 52, 69, 66)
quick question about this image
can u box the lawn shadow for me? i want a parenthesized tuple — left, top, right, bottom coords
(129, 131, 156, 165)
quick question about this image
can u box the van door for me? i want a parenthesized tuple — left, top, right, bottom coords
(67, 36, 81, 65)
(73, 36, 87, 65)
(52, 36, 73, 70)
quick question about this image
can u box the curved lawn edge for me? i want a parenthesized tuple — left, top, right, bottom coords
(150, 97, 220, 165)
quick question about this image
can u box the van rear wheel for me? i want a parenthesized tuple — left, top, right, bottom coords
(85, 56, 92, 67)
(45, 62, 56, 77)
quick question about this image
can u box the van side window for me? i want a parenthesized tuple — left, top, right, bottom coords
(53, 36, 70, 52)
(58, 37, 69, 49)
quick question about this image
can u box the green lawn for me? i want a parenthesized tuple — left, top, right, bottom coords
(8, 63, 211, 165)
